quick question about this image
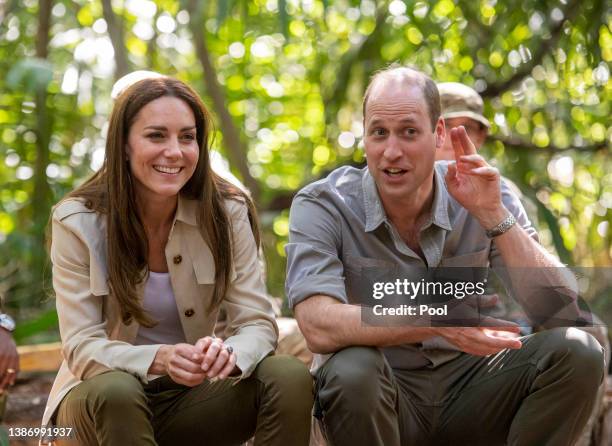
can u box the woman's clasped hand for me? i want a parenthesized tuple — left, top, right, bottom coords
(158, 337, 238, 386)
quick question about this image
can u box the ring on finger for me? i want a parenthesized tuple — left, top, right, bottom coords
(225, 346, 233, 355)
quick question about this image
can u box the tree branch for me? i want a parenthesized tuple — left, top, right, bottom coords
(481, 0, 581, 98)
(489, 135, 607, 153)
(323, 6, 387, 126)
(264, 159, 366, 212)
(101, 0, 130, 79)
(186, 0, 261, 202)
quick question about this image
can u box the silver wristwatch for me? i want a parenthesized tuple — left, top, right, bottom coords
(485, 213, 517, 238)
(0, 314, 15, 332)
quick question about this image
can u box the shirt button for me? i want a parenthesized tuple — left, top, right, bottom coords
(184, 308, 195, 317)
(173, 255, 182, 264)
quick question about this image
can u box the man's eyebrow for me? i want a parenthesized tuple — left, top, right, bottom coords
(367, 117, 420, 126)
(143, 125, 197, 131)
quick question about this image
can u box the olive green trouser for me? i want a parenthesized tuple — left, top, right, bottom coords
(314, 327, 605, 446)
(55, 355, 313, 446)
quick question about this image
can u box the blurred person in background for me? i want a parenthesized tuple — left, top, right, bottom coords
(437, 81, 610, 446)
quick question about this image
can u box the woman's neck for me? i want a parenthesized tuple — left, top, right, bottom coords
(136, 193, 178, 232)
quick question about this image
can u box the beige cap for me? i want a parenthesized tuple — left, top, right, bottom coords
(110, 70, 165, 100)
(438, 82, 490, 128)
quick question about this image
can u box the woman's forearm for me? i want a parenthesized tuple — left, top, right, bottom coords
(148, 345, 171, 375)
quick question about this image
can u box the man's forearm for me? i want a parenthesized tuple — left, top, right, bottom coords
(481, 208, 580, 326)
(483, 208, 560, 269)
(295, 295, 437, 354)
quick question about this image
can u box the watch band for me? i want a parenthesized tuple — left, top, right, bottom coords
(485, 213, 517, 238)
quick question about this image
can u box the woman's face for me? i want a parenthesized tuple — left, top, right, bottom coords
(126, 96, 199, 203)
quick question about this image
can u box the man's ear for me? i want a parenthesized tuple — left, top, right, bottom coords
(435, 118, 445, 148)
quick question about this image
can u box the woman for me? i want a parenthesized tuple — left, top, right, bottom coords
(42, 77, 313, 445)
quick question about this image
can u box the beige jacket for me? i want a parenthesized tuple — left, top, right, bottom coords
(42, 196, 278, 427)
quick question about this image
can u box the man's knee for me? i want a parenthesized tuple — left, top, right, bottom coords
(317, 346, 391, 406)
(537, 327, 604, 388)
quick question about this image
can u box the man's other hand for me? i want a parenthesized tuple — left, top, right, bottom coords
(0, 329, 18, 391)
(434, 324, 522, 356)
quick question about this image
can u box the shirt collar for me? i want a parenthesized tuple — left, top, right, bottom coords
(362, 165, 452, 232)
(429, 165, 452, 231)
(362, 169, 387, 232)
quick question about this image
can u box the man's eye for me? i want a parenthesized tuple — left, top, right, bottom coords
(373, 128, 387, 136)
(405, 128, 417, 136)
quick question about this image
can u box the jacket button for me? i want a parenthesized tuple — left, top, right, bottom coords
(184, 308, 195, 317)
(173, 255, 182, 264)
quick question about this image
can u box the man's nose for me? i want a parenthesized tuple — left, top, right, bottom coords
(383, 135, 402, 160)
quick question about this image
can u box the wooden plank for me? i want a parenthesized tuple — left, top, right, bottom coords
(17, 342, 62, 373)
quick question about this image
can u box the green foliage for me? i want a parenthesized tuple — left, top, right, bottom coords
(6, 58, 53, 93)
(0, 0, 609, 341)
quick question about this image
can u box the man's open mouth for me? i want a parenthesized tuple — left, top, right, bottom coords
(383, 168, 407, 177)
(153, 165, 182, 174)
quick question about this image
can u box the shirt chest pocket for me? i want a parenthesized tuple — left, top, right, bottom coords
(344, 255, 399, 304)
(439, 247, 490, 267)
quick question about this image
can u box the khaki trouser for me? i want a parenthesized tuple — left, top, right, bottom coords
(314, 327, 605, 446)
(54, 355, 313, 446)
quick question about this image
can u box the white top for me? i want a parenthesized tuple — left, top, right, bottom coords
(134, 271, 186, 345)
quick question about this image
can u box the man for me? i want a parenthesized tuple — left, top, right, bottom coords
(437, 81, 610, 446)
(285, 66, 604, 445)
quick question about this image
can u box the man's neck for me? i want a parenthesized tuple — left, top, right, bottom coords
(379, 175, 435, 232)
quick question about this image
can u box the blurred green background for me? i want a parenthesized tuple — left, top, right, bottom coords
(0, 0, 610, 344)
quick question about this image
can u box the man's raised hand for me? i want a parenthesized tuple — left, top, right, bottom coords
(444, 126, 507, 228)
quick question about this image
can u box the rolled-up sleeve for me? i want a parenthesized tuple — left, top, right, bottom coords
(222, 203, 278, 379)
(285, 192, 347, 308)
(489, 179, 539, 268)
(51, 214, 162, 383)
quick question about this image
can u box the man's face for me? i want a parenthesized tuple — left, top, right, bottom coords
(364, 81, 444, 203)
(437, 116, 487, 161)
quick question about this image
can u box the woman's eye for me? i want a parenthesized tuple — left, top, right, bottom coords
(147, 132, 164, 139)
(182, 133, 195, 141)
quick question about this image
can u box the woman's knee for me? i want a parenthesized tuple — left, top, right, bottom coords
(255, 355, 314, 410)
(65, 370, 148, 415)
(57, 371, 150, 443)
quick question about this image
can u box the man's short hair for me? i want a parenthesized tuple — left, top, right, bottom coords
(362, 65, 441, 130)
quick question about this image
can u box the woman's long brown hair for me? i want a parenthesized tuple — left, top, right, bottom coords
(62, 77, 259, 327)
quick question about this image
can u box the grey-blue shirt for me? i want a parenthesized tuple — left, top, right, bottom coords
(285, 162, 537, 370)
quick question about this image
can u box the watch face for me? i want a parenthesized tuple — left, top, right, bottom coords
(0, 314, 15, 332)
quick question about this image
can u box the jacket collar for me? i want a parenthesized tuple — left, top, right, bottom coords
(175, 194, 199, 227)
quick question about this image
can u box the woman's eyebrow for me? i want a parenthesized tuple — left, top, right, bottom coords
(143, 125, 196, 131)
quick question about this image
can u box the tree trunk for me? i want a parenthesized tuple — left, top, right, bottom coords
(186, 0, 261, 202)
(30, 0, 53, 300)
(101, 0, 130, 79)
